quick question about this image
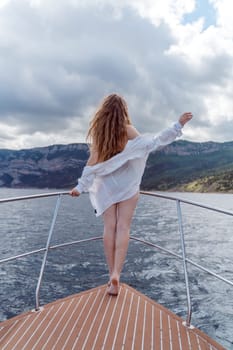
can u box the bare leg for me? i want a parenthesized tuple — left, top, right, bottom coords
(109, 192, 139, 295)
(102, 204, 117, 278)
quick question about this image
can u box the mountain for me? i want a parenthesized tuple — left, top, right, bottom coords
(0, 143, 89, 189)
(0, 140, 232, 192)
(142, 140, 233, 192)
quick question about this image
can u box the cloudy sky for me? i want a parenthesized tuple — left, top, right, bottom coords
(0, 0, 233, 149)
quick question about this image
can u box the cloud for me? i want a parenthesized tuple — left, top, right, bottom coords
(0, 0, 233, 149)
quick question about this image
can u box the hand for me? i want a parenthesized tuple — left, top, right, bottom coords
(179, 112, 193, 126)
(69, 188, 80, 197)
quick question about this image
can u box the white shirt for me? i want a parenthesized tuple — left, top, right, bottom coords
(75, 122, 183, 216)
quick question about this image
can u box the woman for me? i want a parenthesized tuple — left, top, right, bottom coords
(70, 93, 192, 295)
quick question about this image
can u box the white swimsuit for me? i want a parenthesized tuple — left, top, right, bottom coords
(75, 122, 182, 216)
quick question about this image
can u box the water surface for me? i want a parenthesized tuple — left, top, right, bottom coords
(0, 189, 233, 348)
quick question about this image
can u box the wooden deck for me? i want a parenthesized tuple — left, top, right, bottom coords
(0, 283, 225, 350)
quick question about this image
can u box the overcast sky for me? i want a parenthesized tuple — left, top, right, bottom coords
(0, 0, 233, 149)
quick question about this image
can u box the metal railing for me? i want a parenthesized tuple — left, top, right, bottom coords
(0, 190, 233, 327)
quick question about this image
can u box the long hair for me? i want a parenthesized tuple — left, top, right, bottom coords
(87, 94, 132, 162)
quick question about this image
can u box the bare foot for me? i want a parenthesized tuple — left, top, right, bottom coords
(107, 276, 119, 296)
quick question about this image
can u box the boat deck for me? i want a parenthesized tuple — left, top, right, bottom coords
(0, 283, 225, 350)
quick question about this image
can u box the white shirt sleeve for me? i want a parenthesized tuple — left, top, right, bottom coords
(75, 168, 95, 193)
(146, 122, 183, 153)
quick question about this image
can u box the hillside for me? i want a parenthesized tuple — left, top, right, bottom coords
(0, 140, 232, 192)
(177, 170, 233, 193)
(0, 143, 89, 188)
(142, 140, 233, 192)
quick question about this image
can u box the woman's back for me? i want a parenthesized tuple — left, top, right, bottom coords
(87, 124, 140, 166)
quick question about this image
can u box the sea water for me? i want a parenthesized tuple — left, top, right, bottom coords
(0, 188, 233, 348)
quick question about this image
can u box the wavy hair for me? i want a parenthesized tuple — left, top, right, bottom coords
(87, 94, 132, 162)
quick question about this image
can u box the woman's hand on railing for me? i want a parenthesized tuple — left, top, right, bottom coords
(69, 188, 80, 197)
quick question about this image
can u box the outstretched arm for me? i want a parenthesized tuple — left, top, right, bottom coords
(148, 112, 193, 152)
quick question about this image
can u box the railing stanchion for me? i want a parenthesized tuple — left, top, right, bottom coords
(35, 194, 62, 311)
(176, 199, 192, 327)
